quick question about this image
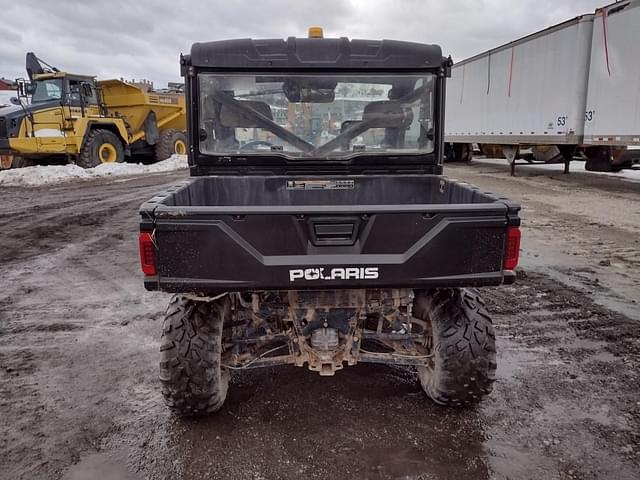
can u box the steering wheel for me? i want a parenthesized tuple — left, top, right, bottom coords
(240, 140, 274, 151)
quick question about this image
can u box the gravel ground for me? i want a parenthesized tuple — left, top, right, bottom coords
(0, 160, 638, 479)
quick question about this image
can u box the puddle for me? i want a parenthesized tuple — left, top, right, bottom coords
(521, 233, 640, 321)
(564, 337, 608, 351)
(496, 338, 547, 380)
(162, 364, 494, 480)
(487, 440, 553, 480)
(62, 452, 138, 480)
(588, 351, 618, 363)
(536, 401, 630, 430)
(527, 308, 582, 319)
(560, 338, 619, 362)
(361, 445, 450, 479)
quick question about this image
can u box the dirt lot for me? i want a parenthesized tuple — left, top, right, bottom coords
(0, 161, 639, 480)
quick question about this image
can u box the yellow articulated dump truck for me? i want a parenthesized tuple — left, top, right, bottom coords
(0, 53, 186, 169)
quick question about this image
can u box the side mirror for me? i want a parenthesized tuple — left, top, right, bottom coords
(10, 97, 20, 105)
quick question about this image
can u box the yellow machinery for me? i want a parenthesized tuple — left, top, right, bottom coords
(0, 53, 186, 168)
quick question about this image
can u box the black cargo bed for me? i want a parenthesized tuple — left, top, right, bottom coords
(140, 175, 520, 292)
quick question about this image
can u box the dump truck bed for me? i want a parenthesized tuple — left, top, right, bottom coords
(98, 79, 185, 138)
(140, 175, 520, 293)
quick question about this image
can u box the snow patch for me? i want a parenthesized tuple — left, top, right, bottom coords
(0, 155, 188, 187)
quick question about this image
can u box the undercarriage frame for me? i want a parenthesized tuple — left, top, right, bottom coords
(221, 288, 433, 376)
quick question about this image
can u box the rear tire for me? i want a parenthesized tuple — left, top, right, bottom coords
(413, 288, 497, 406)
(155, 129, 187, 162)
(77, 129, 124, 168)
(159, 295, 230, 416)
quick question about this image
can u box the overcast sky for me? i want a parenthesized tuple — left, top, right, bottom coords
(0, 0, 607, 87)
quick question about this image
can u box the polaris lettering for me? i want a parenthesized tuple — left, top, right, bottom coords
(289, 267, 379, 282)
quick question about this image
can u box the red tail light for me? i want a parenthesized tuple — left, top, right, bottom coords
(139, 232, 157, 276)
(503, 226, 521, 270)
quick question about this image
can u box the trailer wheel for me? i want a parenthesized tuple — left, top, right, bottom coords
(77, 129, 124, 168)
(445, 143, 472, 162)
(413, 288, 496, 406)
(159, 295, 230, 416)
(584, 146, 627, 172)
(155, 129, 188, 161)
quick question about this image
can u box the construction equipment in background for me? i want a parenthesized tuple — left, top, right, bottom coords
(445, 0, 640, 173)
(0, 52, 186, 169)
(0, 91, 21, 108)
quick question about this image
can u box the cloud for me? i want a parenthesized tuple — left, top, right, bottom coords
(0, 0, 605, 86)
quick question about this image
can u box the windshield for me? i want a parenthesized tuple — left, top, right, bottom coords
(198, 73, 435, 159)
(32, 79, 63, 103)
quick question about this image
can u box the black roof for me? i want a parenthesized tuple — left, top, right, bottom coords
(187, 37, 444, 70)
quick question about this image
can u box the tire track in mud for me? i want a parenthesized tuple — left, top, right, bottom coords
(0, 173, 184, 479)
(0, 174, 186, 264)
(1, 167, 639, 479)
(482, 272, 640, 480)
(111, 270, 640, 480)
(1, 172, 185, 331)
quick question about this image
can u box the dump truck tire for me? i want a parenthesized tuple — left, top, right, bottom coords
(159, 295, 230, 416)
(77, 129, 124, 168)
(10, 156, 36, 168)
(155, 129, 187, 161)
(413, 288, 496, 406)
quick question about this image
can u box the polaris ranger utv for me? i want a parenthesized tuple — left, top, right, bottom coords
(139, 29, 521, 416)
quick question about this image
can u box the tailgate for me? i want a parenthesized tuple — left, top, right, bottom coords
(141, 202, 516, 292)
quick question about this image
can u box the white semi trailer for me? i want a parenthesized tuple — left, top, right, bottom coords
(445, 0, 640, 174)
